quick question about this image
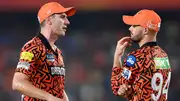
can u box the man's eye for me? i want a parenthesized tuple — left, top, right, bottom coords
(133, 25, 140, 28)
(60, 15, 66, 18)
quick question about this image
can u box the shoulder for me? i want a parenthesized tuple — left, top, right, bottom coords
(124, 47, 152, 67)
(152, 46, 168, 57)
(129, 46, 155, 59)
(20, 37, 45, 60)
(22, 37, 44, 51)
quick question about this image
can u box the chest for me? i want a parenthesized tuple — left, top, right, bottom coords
(37, 49, 65, 76)
(45, 52, 64, 67)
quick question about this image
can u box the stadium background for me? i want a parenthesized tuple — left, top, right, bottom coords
(0, 0, 180, 101)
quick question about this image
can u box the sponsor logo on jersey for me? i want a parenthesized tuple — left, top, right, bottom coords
(20, 52, 34, 61)
(121, 68, 132, 80)
(126, 55, 136, 67)
(46, 53, 55, 62)
(50, 67, 65, 76)
(17, 61, 30, 70)
(154, 57, 170, 69)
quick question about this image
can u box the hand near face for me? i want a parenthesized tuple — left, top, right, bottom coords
(114, 37, 132, 57)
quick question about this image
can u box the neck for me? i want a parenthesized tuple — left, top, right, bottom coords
(40, 27, 58, 47)
(138, 34, 156, 47)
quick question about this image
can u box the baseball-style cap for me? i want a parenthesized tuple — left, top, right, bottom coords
(123, 9, 161, 32)
(38, 2, 76, 24)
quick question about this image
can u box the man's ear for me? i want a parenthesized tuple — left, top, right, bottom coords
(144, 28, 149, 35)
(46, 17, 52, 25)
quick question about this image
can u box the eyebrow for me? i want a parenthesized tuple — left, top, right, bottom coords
(132, 25, 140, 27)
(54, 13, 67, 18)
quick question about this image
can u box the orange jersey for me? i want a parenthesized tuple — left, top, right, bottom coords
(15, 33, 65, 101)
(111, 42, 171, 101)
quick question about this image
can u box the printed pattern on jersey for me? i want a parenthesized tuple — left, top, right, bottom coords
(15, 35, 65, 101)
(111, 44, 171, 101)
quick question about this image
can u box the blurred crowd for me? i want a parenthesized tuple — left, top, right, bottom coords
(0, 10, 180, 101)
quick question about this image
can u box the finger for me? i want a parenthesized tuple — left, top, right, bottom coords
(121, 36, 131, 40)
(118, 37, 131, 45)
(118, 92, 124, 95)
(122, 84, 128, 91)
(128, 85, 131, 88)
(118, 86, 126, 95)
(122, 37, 131, 43)
(124, 42, 129, 48)
(128, 43, 132, 47)
(120, 37, 131, 44)
(118, 89, 125, 95)
(120, 42, 129, 50)
(118, 88, 125, 95)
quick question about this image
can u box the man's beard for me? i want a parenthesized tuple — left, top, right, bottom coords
(131, 37, 140, 43)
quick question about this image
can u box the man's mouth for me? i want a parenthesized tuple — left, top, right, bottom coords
(62, 26, 67, 31)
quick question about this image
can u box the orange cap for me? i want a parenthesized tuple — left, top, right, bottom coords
(123, 9, 161, 32)
(38, 2, 76, 24)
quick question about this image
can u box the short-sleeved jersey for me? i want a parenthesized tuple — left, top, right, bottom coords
(15, 33, 65, 101)
(111, 42, 171, 101)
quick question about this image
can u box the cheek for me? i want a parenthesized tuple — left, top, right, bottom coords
(132, 29, 138, 35)
(59, 19, 64, 25)
(54, 23, 62, 31)
(134, 29, 143, 35)
(54, 19, 64, 26)
(61, 19, 65, 24)
(132, 28, 137, 34)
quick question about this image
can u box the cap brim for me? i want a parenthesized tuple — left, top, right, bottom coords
(122, 15, 140, 25)
(64, 7, 76, 16)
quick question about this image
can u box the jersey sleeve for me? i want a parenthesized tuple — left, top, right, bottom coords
(111, 67, 123, 95)
(15, 43, 42, 78)
(111, 53, 140, 99)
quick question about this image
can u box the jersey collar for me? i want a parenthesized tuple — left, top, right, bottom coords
(37, 33, 52, 50)
(140, 42, 157, 48)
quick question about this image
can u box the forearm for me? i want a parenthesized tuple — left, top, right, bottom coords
(113, 55, 122, 68)
(13, 80, 50, 100)
(112, 54, 123, 95)
(111, 70, 133, 99)
(111, 67, 122, 95)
